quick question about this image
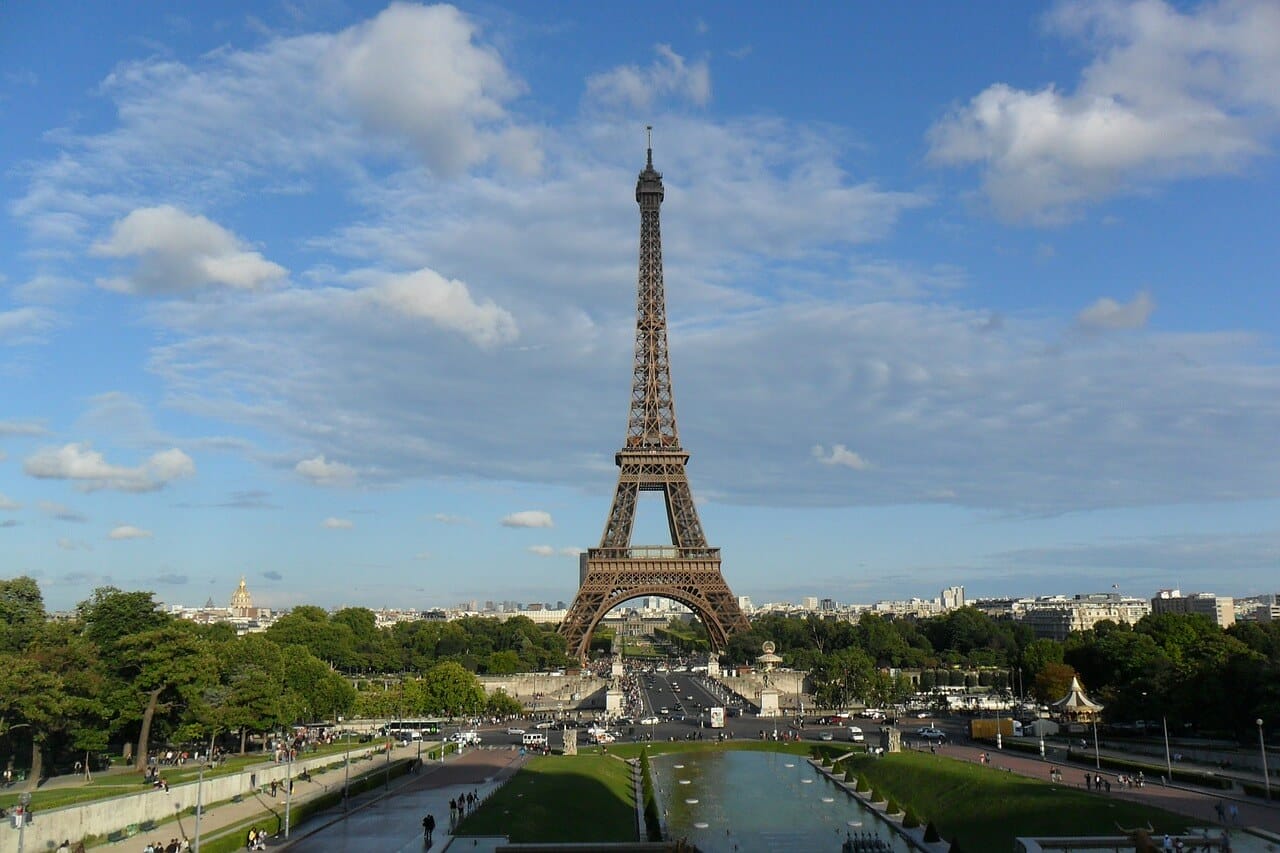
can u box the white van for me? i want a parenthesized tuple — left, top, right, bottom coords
(848, 726, 865, 743)
(522, 732, 548, 748)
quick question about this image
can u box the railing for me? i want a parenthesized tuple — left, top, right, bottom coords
(589, 547, 719, 560)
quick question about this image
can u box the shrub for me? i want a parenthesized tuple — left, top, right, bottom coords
(870, 787, 884, 803)
(948, 838, 964, 853)
(923, 822, 942, 842)
(902, 807, 921, 829)
(886, 797, 900, 815)
(856, 775, 869, 793)
(844, 768, 856, 783)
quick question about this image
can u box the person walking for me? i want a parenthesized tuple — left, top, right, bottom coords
(423, 813, 436, 841)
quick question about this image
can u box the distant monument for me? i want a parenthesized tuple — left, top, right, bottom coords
(229, 576, 258, 618)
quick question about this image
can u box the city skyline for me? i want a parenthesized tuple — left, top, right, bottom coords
(2, 2, 1279, 611)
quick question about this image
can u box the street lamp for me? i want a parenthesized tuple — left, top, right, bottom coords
(1258, 719, 1271, 802)
(14, 792, 31, 853)
(1091, 717, 1101, 770)
(284, 745, 293, 838)
(343, 731, 351, 812)
(193, 762, 210, 852)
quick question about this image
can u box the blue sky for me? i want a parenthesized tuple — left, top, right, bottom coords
(2, 1, 1278, 612)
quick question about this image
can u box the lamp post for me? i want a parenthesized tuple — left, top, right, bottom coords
(1092, 717, 1101, 770)
(343, 731, 351, 812)
(15, 792, 31, 853)
(1258, 719, 1271, 802)
(1162, 716, 1173, 783)
(284, 745, 293, 838)
(193, 762, 208, 852)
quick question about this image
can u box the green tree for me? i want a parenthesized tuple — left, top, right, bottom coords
(78, 587, 171, 650)
(282, 646, 357, 722)
(420, 661, 486, 716)
(0, 651, 66, 788)
(0, 576, 46, 652)
(113, 624, 218, 771)
(218, 634, 289, 752)
(1032, 662, 1077, 704)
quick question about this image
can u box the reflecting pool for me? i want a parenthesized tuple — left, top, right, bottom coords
(651, 750, 912, 853)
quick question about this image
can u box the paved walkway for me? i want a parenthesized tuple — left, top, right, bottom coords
(279, 748, 526, 852)
(934, 739, 1280, 840)
(82, 742, 428, 850)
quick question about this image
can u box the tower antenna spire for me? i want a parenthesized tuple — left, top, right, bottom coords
(646, 125, 653, 167)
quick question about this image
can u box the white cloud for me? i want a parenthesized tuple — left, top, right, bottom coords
(295, 455, 356, 486)
(322, 516, 354, 529)
(38, 501, 87, 522)
(366, 268, 518, 348)
(586, 45, 711, 110)
(812, 444, 870, 470)
(0, 306, 56, 344)
(0, 420, 47, 436)
(527, 544, 555, 557)
(560, 546, 585, 557)
(92, 205, 287, 295)
(0, 493, 19, 511)
(928, 0, 1280, 221)
(502, 510, 554, 528)
(1076, 291, 1155, 331)
(323, 3, 533, 176)
(24, 443, 195, 492)
(108, 525, 152, 540)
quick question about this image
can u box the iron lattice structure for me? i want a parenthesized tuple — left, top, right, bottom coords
(560, 141, 749, 661)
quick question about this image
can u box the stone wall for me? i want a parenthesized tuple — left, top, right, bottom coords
(716, 671, 810, 713)
(479, 673, 607, 709)
(2, 746, 381, 853)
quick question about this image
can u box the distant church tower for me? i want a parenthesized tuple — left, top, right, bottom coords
(230, 576, 256, 618)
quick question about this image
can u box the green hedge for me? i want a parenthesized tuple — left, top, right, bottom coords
(640, 750, 662, 841)
(1066, 749, 1233, 790)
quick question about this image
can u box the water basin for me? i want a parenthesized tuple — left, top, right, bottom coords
(652, 750, 908, 853)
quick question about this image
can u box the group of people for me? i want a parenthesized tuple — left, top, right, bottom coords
(245, 826, 269, 850)
(144, 766, 170, 791)
(449, 790, 480, 824)
(53, 842, 87, 853)
(139, 839, 186, 852)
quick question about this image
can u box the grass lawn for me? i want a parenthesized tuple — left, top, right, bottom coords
(843, 750, 1193, 850)
(0, 740, 381, 811)
(456, 755, 637, 843)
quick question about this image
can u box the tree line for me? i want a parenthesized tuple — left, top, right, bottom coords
(723, 607, 1280, 739)
(0, 577, 559, 784)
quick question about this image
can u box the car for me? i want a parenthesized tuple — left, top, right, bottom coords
(849, 726, 865, 743)
(917, 727, 946, 742)
(506, 727, 526, 735)
(640, 716, 660, 726)
(533, 721, 556, 730)
(915, 711, 931, 719)
(819, 732, 834, 741)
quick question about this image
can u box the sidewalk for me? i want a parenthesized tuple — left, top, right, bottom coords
(939, 739, 1280, 838)
(85, 741, 429, 850)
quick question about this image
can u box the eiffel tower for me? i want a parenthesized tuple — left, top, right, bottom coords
(560, 132, 749, 662)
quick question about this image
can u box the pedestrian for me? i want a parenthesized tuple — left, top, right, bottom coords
(1085, 772, 1092, 790)
(1229, 803, 1239, 824)
(1215, 800, 1226, 823)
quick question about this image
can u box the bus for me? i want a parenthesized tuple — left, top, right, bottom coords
(384, 719, 445, 740)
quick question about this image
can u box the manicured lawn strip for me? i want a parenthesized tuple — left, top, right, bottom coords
(609, 740, 813, 760)
(456, 755, 636, 843)
(0, 741, 387, 811)
(845, 751, 1191, 851)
